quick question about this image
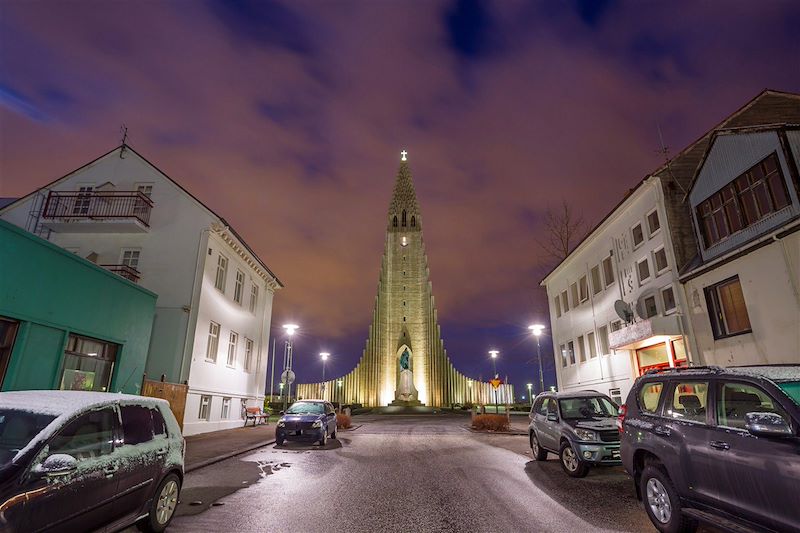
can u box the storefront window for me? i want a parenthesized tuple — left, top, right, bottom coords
(636, 344, 670, 374)
(59, 334, 118, 392)
(0, 318, 20, 388)
(672, 339, 688, 367)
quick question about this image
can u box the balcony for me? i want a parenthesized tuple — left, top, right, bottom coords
(41, 191, 152, 233)
(100, 264, 141, 283)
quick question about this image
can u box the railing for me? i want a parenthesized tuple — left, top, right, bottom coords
(100, 264, 141, 283)
(42, 191, 153, 226)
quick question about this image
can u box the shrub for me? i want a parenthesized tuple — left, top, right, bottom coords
(336, 413, 352, 429)
(472, 414, 510, 432)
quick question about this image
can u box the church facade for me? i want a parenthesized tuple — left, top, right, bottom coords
(296, 154, 511, 407)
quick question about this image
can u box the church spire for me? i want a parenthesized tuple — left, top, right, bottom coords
(388, 149, 421, 231)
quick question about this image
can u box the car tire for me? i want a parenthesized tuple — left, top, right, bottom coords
(640, 464, 697, 533)
(137, 472, 181, 533)
(530, 432, 548, 461)
(319, 429, 327, 446)
(559, 440, 589, 478)
(331, 426, 337, 439)
(276, 438, 285, 446)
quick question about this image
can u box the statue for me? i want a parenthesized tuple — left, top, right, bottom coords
(397, 347, 415, 401)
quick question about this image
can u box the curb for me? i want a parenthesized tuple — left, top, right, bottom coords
(185, 439, 276, 474)
(465, 427, 527, 436)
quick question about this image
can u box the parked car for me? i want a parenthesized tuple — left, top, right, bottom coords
(619, 365, 800, 533)
(276, 400, 337, 446)
(0, 391, 184, 533)
(528, 390, 621, 477)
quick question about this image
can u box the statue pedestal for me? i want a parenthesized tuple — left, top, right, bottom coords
(389, 399, 424, 407)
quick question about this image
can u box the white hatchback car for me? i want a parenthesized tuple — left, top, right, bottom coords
(0, 391, 184, 533)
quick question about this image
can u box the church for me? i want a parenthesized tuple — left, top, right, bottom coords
(296, 153, 511, 407)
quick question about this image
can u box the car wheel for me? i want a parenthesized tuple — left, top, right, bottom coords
(530, 432, 548, 461)
(559, 440, 589, 478)
(319, 429, 327, 446)
(331, 426, 337, 439)
(640, 465, 697, 533)
(137, 473, 181, 533)
(276, 438, 285, 446)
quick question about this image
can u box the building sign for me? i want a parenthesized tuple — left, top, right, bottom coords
(613, 233, 636, 297)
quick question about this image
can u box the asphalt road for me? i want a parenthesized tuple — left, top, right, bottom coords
(163, 413, 658, 533)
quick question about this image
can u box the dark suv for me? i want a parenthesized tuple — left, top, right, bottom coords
(529, 391, 621, 478)
(619, 365, 800, 533)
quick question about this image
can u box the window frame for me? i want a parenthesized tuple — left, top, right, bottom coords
(578, 275, 589, 303)
(577, 335, 586, 363)
(646, 208, 661, 237)
(602, 256, 615, 287)
(590, 265, 602, 295)
(249, 282, 259, 313)
(206, 321, 220, 362)
(554, 296, 561, 318)
(667, 380, 711, 425)
(637, 257, 651, 286)
(214, 253, 228, 292)
(643, 295, 658, 319)
(561, 290, 570, 313)
(661, 285, 677, 315)
(597, 325, 610, 355)
(637, 381, 665, 417)
(199, 395, 212, 420)
(244, 338, 254, 372)
(227, 331, 238, 368)
(587, 331, 597, 358)
(713, 380, 793, 432)
(119, 248, 141, 269)
(233, 269, 244, 304)
(704, 276, 752, 339)
(221, 397, 231, 419)
(653, 246, 669, 275)
(632, 222, 645, 249)
(570, 282, 579, 308)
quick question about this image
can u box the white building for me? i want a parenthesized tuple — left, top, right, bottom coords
(680, 121, 800, 365)
(0, 144, 282, 435)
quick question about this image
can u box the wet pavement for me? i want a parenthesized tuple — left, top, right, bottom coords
(164, 413, 661, 532)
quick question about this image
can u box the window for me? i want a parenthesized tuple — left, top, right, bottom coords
(587, 331, 597, 358)
(227, 331, 238, 367)
(50, 408, 115, 460)
(653, 247, 668, 274)
(561, 290, 570, 313)
(570, 282, 579, 308)
(120, 249, 141, 269)
(567, 341, 575, 365)
(637, 258, 651, 285)
(221, 397, 231, 419)
(598, 325, 609, 355)
(668, 382, 708, 424)
(121, 405, 154, 445)
(637, 344, 670, 374)
(579, 276, 588, 302)
(60, 335, 118, 392)
(554, 297, 561, 318)
(244, 338, 254, 372)
(577, 335, 586, 362)
(250, 283, 259, 313)
(610, 320, 622, 332)
(602, 256, 615, 287)
(697, 153, 791, 248)
(72, 185, 94, 215)
(0, 318, 20, 387)
(233, 270, 244, 304)
(716, 382, 790, 430)
(199, 395, 211, 420)
(206, 322, 220, 362)
(647, 209, 661, 236)
(591, 265, 602, 295)
(638, 382, 663, 414)
(643, 295, 658, 318)
(632, 223, 645, 248)
(534, 397, 548, 416)
(411, 216, 416, 227)
(151, 408, 167, 436)
(134, 183, 153, 216)
(559, 344, 568, 367)
(393, 216, 398, 227)
(215, 254, 228, 292)
(662, 286, 676, 314)
(705, 276, 752, 338)
(402, 210, 407, 227)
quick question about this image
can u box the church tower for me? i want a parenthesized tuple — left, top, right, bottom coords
(297, 151, 503, 407)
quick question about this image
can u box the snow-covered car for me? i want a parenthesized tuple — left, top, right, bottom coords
(0, 391, 184, 533)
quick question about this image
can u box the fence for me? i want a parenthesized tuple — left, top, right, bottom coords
(141, 374, 188, 431)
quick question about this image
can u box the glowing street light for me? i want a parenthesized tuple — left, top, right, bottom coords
(489, 349, 500, 413)
(528, 324, 546, 394)
(527, 383, 533, 406)
(320, 352, 330, 399)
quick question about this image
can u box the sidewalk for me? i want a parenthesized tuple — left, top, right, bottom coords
(184, 423, 276, 473)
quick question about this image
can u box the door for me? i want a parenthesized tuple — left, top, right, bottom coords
(112, 405, 162, 522)
(708, 381, 800, 529)
(538, 398, 560, 451)
(325, 403, 336, 435)
(23, 408, 119, 532)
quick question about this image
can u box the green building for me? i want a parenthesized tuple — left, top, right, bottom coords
(0, 220, 157, 394)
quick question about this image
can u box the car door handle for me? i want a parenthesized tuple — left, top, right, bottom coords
(653, 426, 671, 437)
(103, 465, 119, 477)
(710, 440, 730, 451)
(156, 448, 168, 458)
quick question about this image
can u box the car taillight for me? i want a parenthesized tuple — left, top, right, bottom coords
(617, 404, 627, 433)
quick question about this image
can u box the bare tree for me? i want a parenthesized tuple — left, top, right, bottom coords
(537, 199, 586, 262)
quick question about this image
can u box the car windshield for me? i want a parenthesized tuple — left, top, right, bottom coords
(777, 381, 800, 406)
(285, 402, 324, 415)
(559, 397, 619, 420)
(0, 409, 56, 467)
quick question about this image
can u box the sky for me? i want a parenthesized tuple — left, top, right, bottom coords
(1, 0, 799, 398)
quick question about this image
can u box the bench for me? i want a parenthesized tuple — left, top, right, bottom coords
(243, 406, 269, 427)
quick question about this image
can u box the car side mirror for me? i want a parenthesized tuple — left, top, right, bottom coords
(35, 454, 78, 477)
(745, 412, 793, 438)
(547, 413, 558, 422)
(279, 410, 285, 416)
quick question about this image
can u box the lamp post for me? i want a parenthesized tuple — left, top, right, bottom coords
(527, 383, 533, 406)
(528, 324, 546, 394)
(281, 324, 299, 411)
(320, 352, 329, 400)
(489, 350, 499, 413)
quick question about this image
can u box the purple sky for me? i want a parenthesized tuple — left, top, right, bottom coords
(2, 1, 799, 397)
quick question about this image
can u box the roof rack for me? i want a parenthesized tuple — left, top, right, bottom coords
(643, 365, 725, 376)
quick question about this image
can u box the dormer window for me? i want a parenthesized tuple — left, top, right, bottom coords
(402, 210, 407, 227)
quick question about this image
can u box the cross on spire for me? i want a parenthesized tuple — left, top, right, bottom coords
(400, 149, 408, 161)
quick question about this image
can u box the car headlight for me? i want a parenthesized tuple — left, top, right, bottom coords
(312, 420, 322, 428)
(277, 421, 285, 427)
(574, 429, 598, 441)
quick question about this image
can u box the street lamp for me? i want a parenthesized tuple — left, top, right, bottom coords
(281, 324, 299, 411)
(527, 383, 533, 405)
(528, 324, 546, 394)
(489, 350, 499, 413)
(320, 352, 330, 400)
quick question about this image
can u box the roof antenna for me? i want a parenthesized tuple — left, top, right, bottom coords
(119, 124, 128, 159)
(656, 123, 686, 195)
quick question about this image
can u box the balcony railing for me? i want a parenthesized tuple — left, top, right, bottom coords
(100, 264, 141, 283)
(42, 191, 153, 227)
